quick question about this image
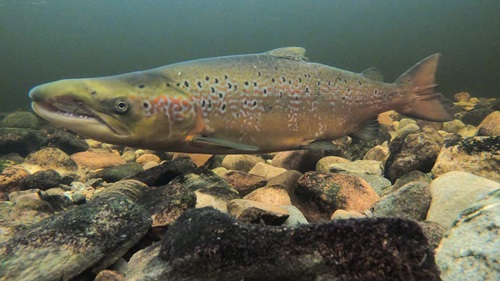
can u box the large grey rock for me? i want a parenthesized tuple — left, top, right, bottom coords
(0, 128, 47, 157)
(329, 160, 384, 176)
(125, 207, 440, 281)
(426, 171, 500, 227)
(0, 194, 151, 281)
(436, 189, 500, 281)
(372, 181, 431, 221)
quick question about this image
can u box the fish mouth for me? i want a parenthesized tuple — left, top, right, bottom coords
(31, 98, 127, 137)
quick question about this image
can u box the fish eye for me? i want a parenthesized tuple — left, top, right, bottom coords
(114, 99, 129, 113)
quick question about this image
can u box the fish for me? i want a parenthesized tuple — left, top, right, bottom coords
(29, 47, 452, 154)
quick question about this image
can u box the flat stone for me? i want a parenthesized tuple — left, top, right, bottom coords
(0, 194, 151, 281)
(331, 209, 365, 220)
(432, 136, 500, 182)
(227, 199, 289, 225)
(135, 154, 160, 165)
(90, 163, 144, 182)
(281, 205, 308, 226)
(243, 185, 291, 206)
(71, 150, 126, 170)
(436, 189, 500, 281)
(134, 208, 441, 281)
(271, 150, 323, 173)
(427, 171, 500, 227)
(248, 162, 287, 180)
(126, 157, 197, 186)
(172, 153, 214, 167)
(329, 160, 384, 176)
(315, 156, 350, 174)
(218, 170, 266, 196)
(363, 143, 390, 162)
(18, 169, 61, 191)
(0, 128, 46, 157)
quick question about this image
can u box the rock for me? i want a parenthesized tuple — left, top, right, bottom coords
(0, 111, 39, 129)
(281, 205, 308, 226)
(142, 161, 158, 170)
(296, 172, 380, 222)
(355, 174, 392, 196)
(0, 194, 151, 281)
(436, 189, 500, 281)
(432, 136, 500, 181)
(271, 150, 323, 173)
(172, 153, 213, 167)
(457, 124, 478, 137)
(363, 143, 390, 162)
(427, 171, 500, 227)
(461, 107, 495, 126)
(38, 191, 74, 212)
(45, 130, 89, 155)
(24, 147, 78, 175)
(90, 163, 144, 182)
(266, 170, 302, 192)
(14, 194, 54, 212)
(454, 92, 471, 102)
(0, 165, 30, 200)
(221, 155, 264, 172)
(248, 162, 287, 180)
(329, 160, 384, 176)
(136, 207, 441, 281)
(0, 128, 46, 157)
(478, 111, 500, 136)
(442, 119, 465, 134)
(121, 147, 136, 162)
(218, 170, 266, 196)
(71, 150, 126, 170)
(315, 156, 350, 174)
(136, 153, 161, 165)
(398, 118, 417, 130)
(95, 269, 124, 281)
(127, 157, 197, 186)
(331, 209, 365, 220)
(372, 181, 431, 220)
(243, 185, 291, 206)
(0, 202, 52, 243)
(418, 220, 446, 250)
(92, 179, 149, 202)
(385, 127, 444, 182)
(227, 199, 290, 225)
(18, 169, 61, 191)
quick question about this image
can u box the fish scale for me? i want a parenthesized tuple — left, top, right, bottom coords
(29, 47, 452, 153)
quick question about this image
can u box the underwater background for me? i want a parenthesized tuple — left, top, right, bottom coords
(0, 0, 499, 112)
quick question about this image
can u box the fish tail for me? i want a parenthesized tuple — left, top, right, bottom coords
(395, 54, 453, 122)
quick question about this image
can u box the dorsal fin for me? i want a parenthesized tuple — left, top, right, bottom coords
(360, 67, 384, 81)
(266, 47, 308, 61)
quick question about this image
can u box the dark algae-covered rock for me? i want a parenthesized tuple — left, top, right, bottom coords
(90, 162, 144, 182)
(45, 129, 89, 155)
(0, 194, 151, 281)
(0, 128, 47, 156)
(140, 207, 440, 281)
(127, 156, 197, 186)
(18, 169, 61, 190)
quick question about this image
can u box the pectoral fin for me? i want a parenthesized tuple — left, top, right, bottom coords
(192, 136, 260, 151)
(303, 140, 337, 150)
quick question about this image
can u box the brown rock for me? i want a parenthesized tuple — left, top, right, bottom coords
(331, 209, 366, 220)
(25, 147, 78, 172)
(94, 270, 124, 281)
(316, 156, 350, 174)
(363, 144, 390, 162)
(136, 154, 160, 165)
(218, 170, 267, 196)
(221, 155, 264, 172)
(478, 111, 500, 136)
(248, 162, 287, 180)
(454, 92, 471, 102)
(243, 185, 291, 206)
(71, 151, 126, 170)
(0, 166, 30, 200)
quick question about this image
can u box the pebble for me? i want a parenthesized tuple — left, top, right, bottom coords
(221, 154, 264, 172)
(243, 185, 292, 206)
(363, 143, 390, 162)
(329, 159, 384, 176)
(372, 181, 431, 220)
(0, 165, 30, 200)
(426, 171, 500, 227)
(271, 150, 323, 173)
(281, 205, 308, 226)
(248, 162, 287, 180)
(172, 153, 213, 167)
(136, 153, 160, 165)
(218, 169, 267, 196)
(71, 150, 126, 170)
(331, 209, 365, 220)
(453, 91, 470, 102)
(315, 156, 350, 173)
(477, 110, 500, 136)
(24, 147, 78, 175)
(0, 111, 39, 129)
(227, 199, 290, 225)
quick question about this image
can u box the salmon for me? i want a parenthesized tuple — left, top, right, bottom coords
(29, 47, 452, 153)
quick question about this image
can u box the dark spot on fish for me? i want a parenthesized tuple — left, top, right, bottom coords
(228, 83, 232, 89)
(208, 100, 212, 108)
(224, 75, 228, 80)
(342, 96, 346, 100)
(268, 106, 273, 110)
(271, 78, 276, 83)
(337, 77, 342, 82)
(289, 80, 292, 84)
(90, 91, 97, 96)
(375, 90, 378, 94)
(166, 83, 171, 87)
(295, 96, 298, 100)
(358, 81, 362, 85)
(143, 102, 149, 109)
(305, 87, 309, 93)
(205, 76, 210, 81)
(317, 81, 321, 86)
(234, 85, 238, 90)
(328, 81, 332, 86)
(274, 66, 278, 71)
(219, 93, 223, 98)
(244, 100, 247, 105)
(176, 83, 180, 87)
(197, 81, 202, 88)
(184, 81, 189, 87)
(344, 79, 347, 83)
(253, 82, 257, 87)
(215, 78, 219, 84)
(263, 89, 267, 94)
(280, 92, 283, 98)
(282, 77, 286, 82)
(298, 77, 302, 83)
(236, 113, 240, 117)
(202, 100, 206, 107)
(258, 71, 261, 76)
(383, 93, 387, 98)
(138, 85, 145, 89)
(347, 88, 350, 92)
(211, 87, 215, 93)
(244, 81, 249, 86)
(253, 101, 257, 107)
(222, 104, 226, 111)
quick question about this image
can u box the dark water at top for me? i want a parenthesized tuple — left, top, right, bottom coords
(0, 0, 499, 112)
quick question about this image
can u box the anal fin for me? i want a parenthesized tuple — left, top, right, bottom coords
(349, 117, 380, 141)
(192, 136, 260, 151)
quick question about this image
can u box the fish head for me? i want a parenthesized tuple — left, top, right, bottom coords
(29, 76, 204, 149)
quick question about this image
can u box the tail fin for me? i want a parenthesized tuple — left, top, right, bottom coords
(396, 54, 453, 122)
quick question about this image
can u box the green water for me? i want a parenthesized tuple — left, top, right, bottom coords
(0, 0, 499, 112)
